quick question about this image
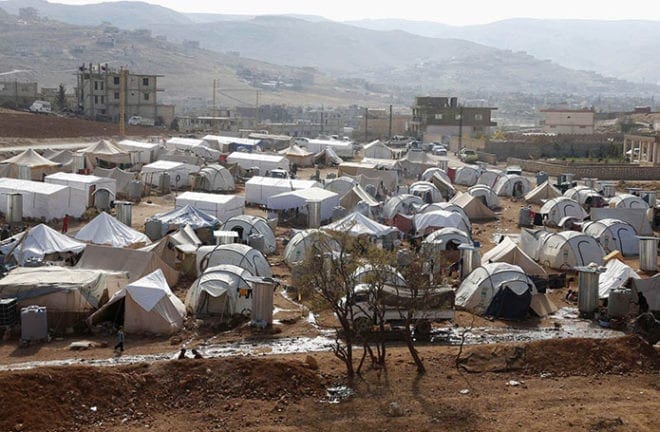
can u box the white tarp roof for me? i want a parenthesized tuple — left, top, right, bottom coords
(196, 244, 272, 277)
(149, 205, 219, 229)
(598, 258, 641, 299)
(525, 180, 562, 205)
(226, 152, 290, 172)
(413, 210, 470, 234)
(185, 264, 253, 318)
(267, 187, 339, 221)
(610, 193, 649, 209)
(540, 197, 588, 226)
(78, 140, 131, 164)
(45, 172, 117, 196)
(0, 223, 86, 265)
(0, 178, 87, 220)
(175, 192, 245, 222)
(75, 212, 150, 248)
(1, 148, 60, 167)
(482, 237, 547, 278)
(323, 211, 400, 238)
(245, 176, 321, 206)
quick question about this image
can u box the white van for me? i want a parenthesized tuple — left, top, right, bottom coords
(29, 100, 51, 113)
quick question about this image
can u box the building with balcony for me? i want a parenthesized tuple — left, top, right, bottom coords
(411, 96, 497, 142)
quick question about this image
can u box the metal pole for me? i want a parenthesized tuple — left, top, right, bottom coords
(256, 90, 260, 128)
(458, 105, 463, 151)
(212, 79, 216, 117)
(388, 104, 393, 139)
(119, 67, 127, 137)
(364, 107, 368, 143)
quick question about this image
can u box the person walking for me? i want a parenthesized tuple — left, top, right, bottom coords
(114, 326, 125, 353)
(61, 214, 70, 234)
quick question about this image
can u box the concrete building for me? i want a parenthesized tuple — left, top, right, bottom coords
(540, 108, 595, 135)
(75, 63, 175, 126)
(356, 108, 410, 142)
(623, 134, 659, 165)
(0, 81, 38, 108)
(411, 97, 497, 142)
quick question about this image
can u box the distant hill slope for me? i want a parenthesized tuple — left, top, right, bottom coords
(348, 18, 660, 85)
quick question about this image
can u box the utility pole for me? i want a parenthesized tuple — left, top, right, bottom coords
(256, 90, 260, 128)
(388, 104, 393, 139)
(320, 105, 324, 134)
(364, 107, 368, 143)
(118, 67, 127, 137)
(458, 105, 463, 152)
(212, 79, 217, 117)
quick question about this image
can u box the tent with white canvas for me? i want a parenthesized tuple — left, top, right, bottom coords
(582, 218, 638, 256)
(279, 144, 315, 167)
(245, 176, 321, 206)
(89, 269, 185, 334)
(539, 197, 588, 226)
(323, 211, 400, 239)
(450, 192, 497, 221)
(78, 140, 131, 166)
(422, 227, 472, 250)
(421, 167, 450, 183)
(226, 152, 289, 174)
(74, 212, 150, 248)
(193, 164, 235, 192)
(340, 184, 380, 212)
(383, 194, 424, 220)
(221, 215, 276, 255)
(610, 193, 649, 209)
(0, 223, 86, 265)
(363, 140, 394, 159)
(140, 160, 200, 188)
(185, 264, 253, 319)
(409, 181, 444, 204)
(45, 172, 117, 206)
(564, 186, 604, 207)
(477, 169, 506, 188)
(0, 149, 60, 180)
(283, 229, 340, 267)
(525, 180, 562, 205)
(266, 187, 339, 222)
(93, 167, 136, 196)
(467, 185, 500, 209)
(413, 210, 471, 235)
(454, 165, 481, 186)
(494, 174, 531, 198)
(521, 229, 604, 270)
(175, 191, 245, 222)
(324, 176, 357, 197)
(117, 139, 161, 163)
(196, 244, 272, 277)
(148, 205, 220, 231)
(598, 258, 641, 299)
(0, 178, 87, 220)
(481, 237, 547, 278)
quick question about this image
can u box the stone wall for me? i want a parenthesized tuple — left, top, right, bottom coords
(507, 157, 660, 181)
(485, 134, 622, 161)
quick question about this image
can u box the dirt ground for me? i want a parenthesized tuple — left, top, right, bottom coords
(0, 336, 657, 432)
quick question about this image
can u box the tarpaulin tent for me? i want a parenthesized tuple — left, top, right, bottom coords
(598, 258, 640, 299)
(413, 210, 471, 235)
(494, 174, 531, 198)
(93, 167, 136, 196)
(481, 237, 547, 278)
(0, 178, 87, 220)
(455, 263, 537, 320)
(631, 275, 660, 313)
(525, 180, 562, 205)
(45, 172, 117, 204)
(193, 164, 235, 192)
(477, 169, 506, 189)
(418, 202, 470, 227)
(117, 139, 161, 163)
(429, 173, 456, 201)
(185, 264, 253, 318)
(421, 167, 450, 183)
(610, 193, 649, 209)
(539, 197, 588, 227)
(340, 184, 380, 212)
(283, 229, 340, 267)
(363, 140, 394, 159)
(196, 243, 272, 277)
(295, 137, 354, 158)
(245, 176, 321, 206)
(590, 208, 653, 236)
(521, 229, 605, 270)
(278, 144, 315, 167)
(222, 215, 276, 255)
(409, 181, 444, 204)
(89, 269, 185, 334)
(454, 165, 481, 186)
(0, 223, 86, 265)
(202, 135, 263, 152)
(78, 140, 131, 165)
(140, 160, 200, 188)
(423, 227, 472, 250)
(582, 218, 638, 256)
(75, 212, 150, 248)
(467, 184, 500, 209)
(148, 205, 219, 231)
(267, 187, 339, 222)
(398, 150, 447, 179)
(175, 192, 245, 222)
(323, 211, 400, 239)
(450, 192, 497, 221)
(324, 176, 357, 197)
(0, 149, 60, 180)
(226, 152, 289, 174)
(564, 186, 603, 207)
(383, 194, 424, 220)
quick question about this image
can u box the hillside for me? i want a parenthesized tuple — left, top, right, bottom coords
(348, 18, 660, 85)
(0, 1, 656, 96)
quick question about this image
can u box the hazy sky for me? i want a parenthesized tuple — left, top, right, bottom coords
(51, 0, 660, 25)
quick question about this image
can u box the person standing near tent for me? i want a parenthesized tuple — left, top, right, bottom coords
(61, 214, 69, 234)
(114, 326, 125, 353)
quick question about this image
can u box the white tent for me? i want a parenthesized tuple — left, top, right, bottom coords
(398, 150, 447, 178)
(93, 167, 136, 196)
(140, 160, 200, 188)
(91, 269, 185, 334)
(185, 264, 253, 318)
(323, 211, 400, 238)
(117, 139, 161, 163)
(176, 192, 244, 222)
(202, 135, 263, 152)
(324, 176, 357, 197)
(590, 207, 653, 236)
(418, 203, 471, 231)
(194, 164, 235, 192)
(450, 192, 497, 221)
(476, 169, 506, 188)
(429, 173, 456, 200)
(534, 231, 605, 270)
(283, 229, 340, 267)
(383, 194, 425, 220)
(582, 218, 638, 256)
(467, 185, 500, 209)
(44, 172, 117, 203)
(295, 137, 354, 158)
(564, 186, 603, 207)
(413, 210, 471, 235)
(78, 140, 131, 165)
(0, 223, 86, 265)
(226, 152, 289, 174)
(363, 140, 394, 159)
(481, 237, 547, 278)
(245, 176, 321, 206)
(610, 193, 649, 209)
(75, 212, 150, 248)
(455, 263, 536, 319)
(353, 264, 407, 287)
(539, 197, 588, 226)
(494, 174, 531, 198)
(0, 148, 61, 180)
(525, 180, 562, 205)
(598, 259, 641, 299)
(340, 184, 380, 212)
(409, 181, 444, 204)
(454, 165, 481, 186)
(279, 144, 315, 167)
(0, 178, 87, 220)
(266, 187, 339, 222)
(196, 244, 272, 277)
(149, 205, 220, 230)
(421, 167, 451, 183)
(423, 227, 472, 249)
(221, 215, 276, 255)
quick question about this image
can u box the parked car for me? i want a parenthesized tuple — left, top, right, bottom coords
(128, 116, 155, 126)
(458, 148, 478, 163)
(29, 100, 51, 114)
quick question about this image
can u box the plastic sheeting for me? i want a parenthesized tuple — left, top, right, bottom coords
(45, 172, 117, 198)
(413, 210, 470, 235)
(598, 259, 641, 299)
(185, 264, 253, 318)
(175, 192, 245, 222)
(323, 211, 400, 238)
(0, 223, 86, 265)
(149, 205, 219, 230)
(75, 212, 150, 248)
(525, 181, 562, 205)
(0, 178, 87, 220)
(245, 177, 321, 206)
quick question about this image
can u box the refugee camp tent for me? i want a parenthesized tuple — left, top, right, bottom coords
(399, 150, 447, 178)
(90, 269, 185, 334)
(526, 230, 605, 270)
(450, 192, 497, 221)
(165, 137, 219, 160)
(74, 212, 150, 248)
(477, 169, 506, 188)
(193, 164, 235, 192)
(481, 237, 547, 278)
(421, 167, 451, 183)
(590, 208, 653, 236)
(363, 141, 394, 159)
(340, 184, 380, 212)
(467, 185, 500, 209)
(221, 215, 276, 255)
(93, 167, 136, 196)
(631, 275, 660, 313)
(324, 176, 357, 197)
(76, 244, 179, 286)
(78, 140, 131, 166)
(175, 192, 245, 222)
(429, 173, 456, 201)
(44, 149, 76, 171)
(245, 176, 321, 206)
(582, 218, 638, 256)
(45, 172, 117, 205)
(196, 244, 272, 277)
(117, 139, 161, 163)
(494, 174, 531, 198)
(323, 211, 400, 239)
(360, 158, 401, 171)
(413, 210, 471, 235)
(279, 144, 315, 167)
(0, 223, 86, 265)
(525, 180, 562, 205)
(423, 227, 472, 249)
(454, 165, 481, 186)
(0, 148, 61, 180)
(418, 203, 471, 230)
(283, 229, 340, 267)
(598, 258, 641, 299)
(0, 178, 87, 220)
(148, 205, 219, 232)
(266, 188, 339, 222)
(226, 152, 290, 174)
(295, 137, 354, 158)
(610, 193, 649, 209)
(139, 225, 201, 276)
(539, 197, 588, 226)
(564, 186, 604, 208)
(383, 194, 425, 220)
(409, 181, 444, 203)
(185, 264, 254, 318)
(455, 263, 537, 320)
(353, 264, 407, 287)
(140, 160, 200, 188)
(202, 135, 263, 152)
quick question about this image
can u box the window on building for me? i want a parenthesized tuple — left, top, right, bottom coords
(113, 77, 120, 85)
(142, 77, 149, 86)
(114, 92, 120, 100)
(94, 95, 98, 104)
(143, 92, 150, 101)
(100, 81, 104, 91)
(94, 81, 98, 90)
(474, 114, 483, 121)
(100, 96, 104, 104)
(434, 114, 443, 120)
(579, 125, 586, 128)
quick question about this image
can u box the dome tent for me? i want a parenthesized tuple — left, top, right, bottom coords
(536, 231, 605, 270)
(353, 264, 407, 288)
(476, 169, 506, 189)
(539, 197, 588, 227)
(564, 186, 604, 208)
(413, 210, 471, 235)
(582, 218, 639, 256)
(409, 181, 444, 204)
(194, 164, 235, 192)
(454, 165, 481, 186)
(283, 229, 340, 267)
(467, 185, 499, 209)
(455, 263, 537, 320)
(383, 194, 424, 220)
(221, 215, 276, 255)
(185, 264, 254, 319)
(493, 174, 531, 198)
(610, 193, 649, 209)
(196, 243, 272, 277)
(422, 227, 471, 250)
(421, 167, 450, 183)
